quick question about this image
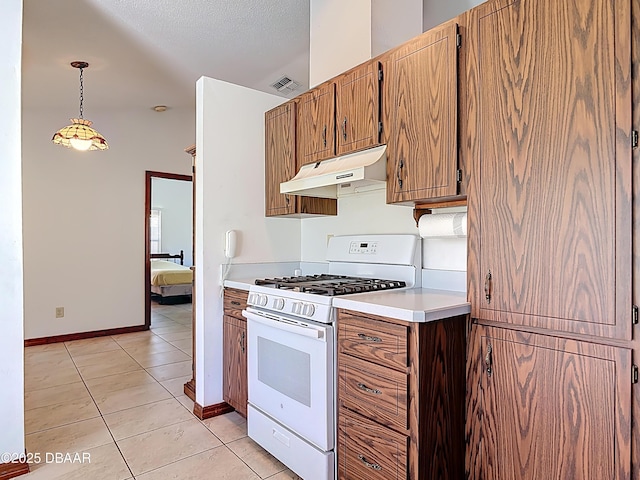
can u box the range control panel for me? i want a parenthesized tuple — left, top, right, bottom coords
(349, 241, 378, 255)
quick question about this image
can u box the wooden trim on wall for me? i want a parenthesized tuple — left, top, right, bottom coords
(144, 170, 193, 330)
(0, 460, 30, 480)
(193, 401, 234, 420)
(183, 379, 196, 402)
(25, 324, 148, 347)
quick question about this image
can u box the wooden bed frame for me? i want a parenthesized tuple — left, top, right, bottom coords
(150, 250, 192, 304)
(150, 250, 185, 265)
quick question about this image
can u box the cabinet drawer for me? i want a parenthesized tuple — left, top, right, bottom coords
(338, 312, 408, 371)
(338, 408, 408, 480)
(339, 355, 408, 431)
(224, 288, 248, 319)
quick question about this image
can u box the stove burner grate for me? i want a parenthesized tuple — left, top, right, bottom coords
(254, 274, 406, 296)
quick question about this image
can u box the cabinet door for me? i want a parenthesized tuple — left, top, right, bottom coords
(223, 315, 247, 416)
(387, 21, 459, 204)
(471, 0, 632, 339)
(335, 61, 380, 156)
(468, 325, 631, 480)
(265, 101, 296, 216)
(297, 82, 336, 165)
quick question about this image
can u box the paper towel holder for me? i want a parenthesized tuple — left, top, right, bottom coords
(413, 199, 467, 227)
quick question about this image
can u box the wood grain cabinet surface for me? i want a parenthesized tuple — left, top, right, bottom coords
(467, 0, 632, 339)
(467, 325, 632, 480)
(385, 20, 460, 205)
(334, 61, 381, 156)
(297, 82, 337, 165)
(222, 288, 248, 417)
(337, 309, 466, 480)
(265, 101, 297, 216)
(264, 100, 336, 217)
(297, 60, 382, 168)
(463, 0, 637, 477)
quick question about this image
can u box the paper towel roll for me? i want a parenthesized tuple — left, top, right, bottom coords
(418, 212, 467, 238)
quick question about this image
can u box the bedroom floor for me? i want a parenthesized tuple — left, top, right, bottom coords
(22, 302, 300, 480)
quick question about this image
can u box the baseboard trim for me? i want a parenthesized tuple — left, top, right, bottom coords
(193, 401, 234, 420)
(25, 325, 149, 347)
(183, 379, 196, 402)
(0, 460, 30, 479)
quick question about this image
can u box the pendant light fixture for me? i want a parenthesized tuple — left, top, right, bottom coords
(52, 61, 108, 151)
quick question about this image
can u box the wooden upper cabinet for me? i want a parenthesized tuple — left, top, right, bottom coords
(264, 101, 337, 217)
(468, 0, 632, 339)
(467, 325, 631, 480)
(297, 82, 336, 165)
(335, 61, 381, 155)
(265, 101, 296, 216)
(386, 21, 460, 205)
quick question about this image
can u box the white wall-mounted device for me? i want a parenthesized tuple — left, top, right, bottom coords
(225, 230, 237, 259)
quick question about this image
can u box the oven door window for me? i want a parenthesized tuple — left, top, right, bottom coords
(257, 337, 311, 406)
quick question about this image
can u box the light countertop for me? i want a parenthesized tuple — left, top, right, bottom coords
(332, 288, 470, 322)
(223, 279, 255, 291)
(223, 280, 470, 323)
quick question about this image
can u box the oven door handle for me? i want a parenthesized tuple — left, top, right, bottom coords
(243, 309, 326, 341)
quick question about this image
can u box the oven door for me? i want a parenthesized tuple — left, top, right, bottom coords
(244, 307, 334, 451)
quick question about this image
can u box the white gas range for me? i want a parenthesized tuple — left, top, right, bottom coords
(242, 234, 421, 480)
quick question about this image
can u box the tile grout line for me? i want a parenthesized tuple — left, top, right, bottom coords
(65, 332, 202, 479)
(152, 304, 290, 479)
(25, 306, 247, 479)
(62, 341, 138, 480)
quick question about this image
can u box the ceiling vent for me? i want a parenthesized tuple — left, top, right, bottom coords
(271, 75, 300, 93)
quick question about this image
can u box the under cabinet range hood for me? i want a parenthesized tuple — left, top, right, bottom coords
(280, 145, 387, 199)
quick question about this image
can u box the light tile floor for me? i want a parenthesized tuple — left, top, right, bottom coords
(23, 301, 301, 480)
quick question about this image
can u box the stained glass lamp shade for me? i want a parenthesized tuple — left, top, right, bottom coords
(52, 61, 108, 151)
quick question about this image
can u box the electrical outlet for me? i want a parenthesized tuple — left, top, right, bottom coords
(55, 307, 64, 318)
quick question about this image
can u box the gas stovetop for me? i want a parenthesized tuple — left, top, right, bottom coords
(254, 274, 406, 296)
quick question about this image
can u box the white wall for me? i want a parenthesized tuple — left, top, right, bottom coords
(371, 0, 423, 56)
(195, 78, 299, 406)
(1, 0, 25, 461)
(423, 0, 485, 30)
(151, 177, 193, 266)
(22, 107, 193, 339)
(301, 189, 417, 261)
(310, 0, 372, 86)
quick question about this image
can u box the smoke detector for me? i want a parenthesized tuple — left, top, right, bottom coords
(271, 76, 300, 93)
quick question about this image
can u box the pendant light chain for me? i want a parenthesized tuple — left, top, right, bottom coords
(52, 60, 109, 151)
(78, 67, 84, 119)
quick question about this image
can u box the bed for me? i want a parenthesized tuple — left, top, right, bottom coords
(150, 250, 193, 303)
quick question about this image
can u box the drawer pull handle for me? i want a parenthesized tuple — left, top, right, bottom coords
(357, 333, 382, 343)
(357, 382, 382, 395)
(231, 301, 241, 306)
(358, 454, 382, 471)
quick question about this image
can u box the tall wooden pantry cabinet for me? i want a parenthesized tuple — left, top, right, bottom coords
(465, 0, 636, 478)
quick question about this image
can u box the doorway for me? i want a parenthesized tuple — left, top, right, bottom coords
(144, 171, 193, 328)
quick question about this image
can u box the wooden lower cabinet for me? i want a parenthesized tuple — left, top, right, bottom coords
(466, 324, 632, 480)
(223, 288, 248, 417)
(337, 309, 466, 480)
(338, 408, 408, 480)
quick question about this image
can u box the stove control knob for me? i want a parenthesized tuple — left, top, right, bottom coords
(303, 303, 316, 317)
(291, 302, 302, 314)
(259, 295, 268, 307)
(248, 293, 256, 305)
(273, 298, 285, 310)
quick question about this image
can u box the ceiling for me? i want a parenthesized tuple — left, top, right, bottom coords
(22, 0, 311, 111)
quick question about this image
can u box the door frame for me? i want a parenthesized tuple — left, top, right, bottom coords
(144, 170, 193, 328)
